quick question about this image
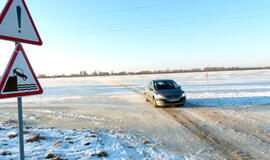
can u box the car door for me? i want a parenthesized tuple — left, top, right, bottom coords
(145, 81, 150, 97)
(148, 81, 155, 101)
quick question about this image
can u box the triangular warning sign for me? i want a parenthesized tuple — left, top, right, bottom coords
(0, 43, 43, 99)
(0, 0, 42, 45)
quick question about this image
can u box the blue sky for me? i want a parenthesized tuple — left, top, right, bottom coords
(0, 0, 270, 75)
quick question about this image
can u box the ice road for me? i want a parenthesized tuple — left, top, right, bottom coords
(0, 70, 270, 159)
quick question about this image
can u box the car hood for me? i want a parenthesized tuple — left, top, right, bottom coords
(156, 88, 184, 96)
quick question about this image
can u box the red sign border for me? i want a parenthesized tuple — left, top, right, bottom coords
(0, 43, 43, 99)
(0, 0, 42, 45)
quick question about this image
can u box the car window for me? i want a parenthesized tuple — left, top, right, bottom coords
(154, 80, 180, 90)
(150, 81, 154, 90)
(147, 81, 151, 88)
(172, 81, 180, 89)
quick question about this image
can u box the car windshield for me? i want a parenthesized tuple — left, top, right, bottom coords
(154, 80, 180, 90)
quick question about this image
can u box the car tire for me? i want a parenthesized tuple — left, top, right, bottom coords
(153, 98, 158, 108)
(145, 95, 149, 102)
(176, 104, 184, 107)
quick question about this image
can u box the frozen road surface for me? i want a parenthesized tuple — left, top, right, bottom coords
(0, 70, 270, 159)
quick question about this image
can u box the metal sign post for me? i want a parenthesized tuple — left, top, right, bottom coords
(15, 41, 24, 160)
(17, 96, 24, 160)
(205, 72, 209, 94)
(1, 42, 44, 160)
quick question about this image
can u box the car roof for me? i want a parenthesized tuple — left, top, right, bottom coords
(152, 79, 174, 82)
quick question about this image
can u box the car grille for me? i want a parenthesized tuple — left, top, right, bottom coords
(166, 95, 180, 98)
(164, 97, 186, 103)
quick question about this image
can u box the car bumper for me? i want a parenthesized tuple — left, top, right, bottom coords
(156, 97, 186, 106)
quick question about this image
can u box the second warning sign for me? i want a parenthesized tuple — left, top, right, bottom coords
(0, 43, 43, 98)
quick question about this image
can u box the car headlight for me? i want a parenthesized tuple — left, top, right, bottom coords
(155, 94, 166, 100)
(182, 93, 186, 97)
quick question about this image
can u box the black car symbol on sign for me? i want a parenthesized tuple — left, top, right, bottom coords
(3, 67, 37, 92)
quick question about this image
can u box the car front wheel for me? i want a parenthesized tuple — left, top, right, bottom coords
(152, 98, 158, 107)
(145, 94, 149, 102)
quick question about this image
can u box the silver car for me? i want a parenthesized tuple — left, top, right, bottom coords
(144, 79, 186, 107)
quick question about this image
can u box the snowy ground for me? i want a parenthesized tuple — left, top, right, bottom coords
(0, 120, 182, 160)
(0, 70, 270, 159)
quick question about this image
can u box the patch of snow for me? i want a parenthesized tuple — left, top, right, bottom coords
(0, 121, 185, 160)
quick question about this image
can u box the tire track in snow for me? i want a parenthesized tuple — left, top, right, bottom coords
(188, 108, 269, 159)
(199, 109, 270, 143)
(108, 79, 258, 159)
(163, 108, 258, 160)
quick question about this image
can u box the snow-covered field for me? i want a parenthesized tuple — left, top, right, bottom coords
(0, 70, 270, 159)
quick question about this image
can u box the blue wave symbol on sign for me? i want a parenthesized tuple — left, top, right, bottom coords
(17, 84, 38, 91)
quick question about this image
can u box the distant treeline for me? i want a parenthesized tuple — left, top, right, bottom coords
(37, 66, 270, 78)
